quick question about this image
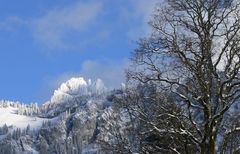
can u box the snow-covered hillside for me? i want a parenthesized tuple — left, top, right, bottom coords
(0, 107, 47, 130)
(0, 77, 113, 154)
(0, 77, 107, 130)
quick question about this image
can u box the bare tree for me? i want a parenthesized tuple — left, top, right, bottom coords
(98, 83, 195, 153)
(128, 0, 240, 153)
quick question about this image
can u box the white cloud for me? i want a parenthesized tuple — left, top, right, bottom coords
(79, 59, 129, 89)
(126, 0, 160, 39)
(32, 1, 102, 49)
(131, 0, 159, 21)
(0, 0, 158, 49)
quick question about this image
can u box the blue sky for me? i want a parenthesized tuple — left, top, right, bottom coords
(0, 0, 158, 103)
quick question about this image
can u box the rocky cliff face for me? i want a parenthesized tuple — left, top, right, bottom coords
(0, 77, 112, 154)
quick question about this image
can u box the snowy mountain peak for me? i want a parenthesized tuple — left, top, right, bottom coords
(45, 77, 107, 107)
(58, 77, 88, 95)
(56, 77, 106, 95)
(90, 78, 107, 94)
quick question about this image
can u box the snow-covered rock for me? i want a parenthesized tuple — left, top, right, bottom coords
(43, 77, 107, 110)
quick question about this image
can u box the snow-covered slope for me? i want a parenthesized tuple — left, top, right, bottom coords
(0, 107, 45, 130)
(0, 77, 108, 132)
(0, 76, 111, 154)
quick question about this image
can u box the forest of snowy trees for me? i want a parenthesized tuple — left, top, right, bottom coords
(0, 100, 39, 116)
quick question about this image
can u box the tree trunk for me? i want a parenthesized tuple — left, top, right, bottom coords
(201, 132, 217, 154)
(209, 133, 217, 154)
